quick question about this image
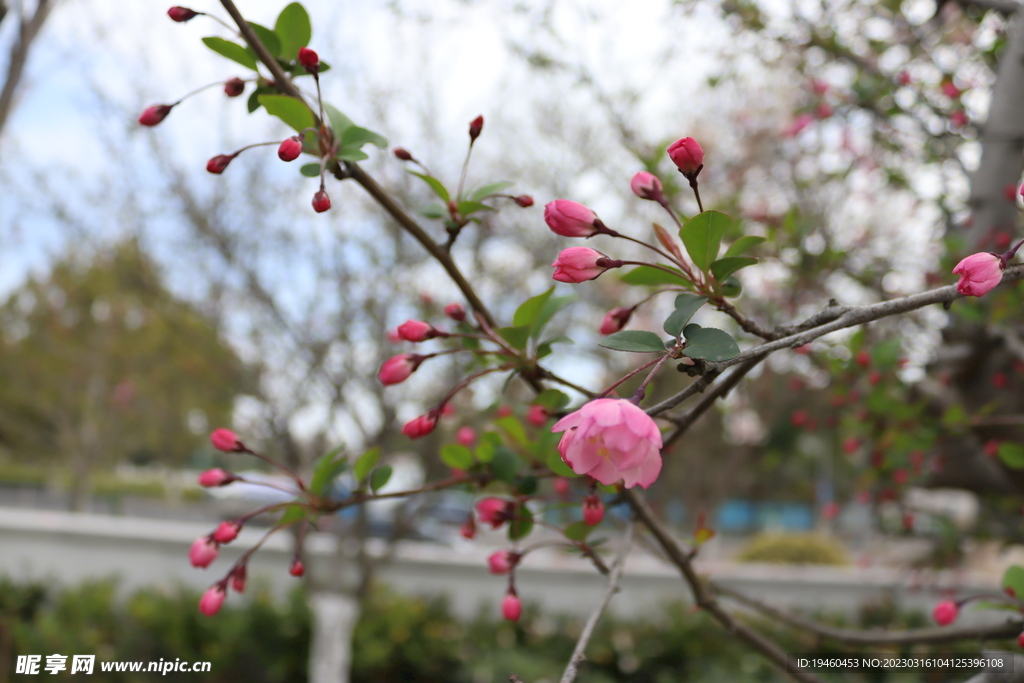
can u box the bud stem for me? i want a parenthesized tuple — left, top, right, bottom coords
(688, 177, 704, 214)
(998, 238, 1024, 266)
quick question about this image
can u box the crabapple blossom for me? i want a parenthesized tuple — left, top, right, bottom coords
(189, 536, 219, 568)
(543, 200, 600, 238)
(198, 468, 236, 487)
(953, 252, 1003, 297)
(932, 600, 958, 626)
(198, 584, 226, 616)
(212, 521, 240, 544)
(402, 413, 437, 439)
(210, 428, 241, 452)
(582, 496, 604, 526)
(551, 248, 619, 283)
(502, 591, 522, 621)
(476, 497, 511, 528)
(599, 307, 633, 335)
(667, 137, 703, 177)
(630, 171, 663, 201)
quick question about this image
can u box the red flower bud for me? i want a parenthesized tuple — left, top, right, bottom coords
(487, 550, 513, 574)
(457, 427, 476, 447)
(198, 468, 237, 487)
(950, 110, 969, 128)
(514, 195, 534, 207)
(459, 515, 476, 539)
(630, 171, 663, 201)
(582, 495, 604, 526)
(210, 428, 241, 452)
(378, 354, 422, 385)
(551, 247, 619, 283)
(397, 320, 435, 342)
(298, 47, 319, 72)
(599, 307, 632, 335)
(278, 136, 302, 162)
(855, 351, 870, 367)
(312, 190, 331, 213)
(189, 536, 219, 568)
(198, 584, 226, 616)
(213, 521, 241, 544)
(502, 591, 522, 621)
(476, 497, 511, 528)
(393, 147, 413, 161)
(138, 104, 173, 127)
(289, 558, 305, 577)
(223, 77, 245, 97)
(206, 154, 236, 175)
(953, 252, 1003, 297)
(402, 413, 437, 439)
(932, 600, 958, 626)
(469, 115, 484, 142)
(444, 302, 466, 321)
(821, 502, 839, 519)
(496, 405, 512, 418)
(667, 137, 704, 178)
(526, 405, 548, 427)
(554, 478, 570, 495)
(230, 565, 247, 593)
(167, 6, 199, 22)
(544, 200, 600, 238)
(941, 81, 961, 99)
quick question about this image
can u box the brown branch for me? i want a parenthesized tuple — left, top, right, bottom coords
(0, 0, 55, 139)
(661, 357, 764, 449)
(715, 299, 780, 340)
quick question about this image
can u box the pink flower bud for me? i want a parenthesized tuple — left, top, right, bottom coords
(667, 137, 704, 178)
(138, 104, 173, 127)
(444, 302, 466, 321)
(514, 195, 534, 207)
(460, 515, 476, 539)
(230, 565, 247, 593)
(312, 190, 331, 213)
(298, 47, 319, 72)
(816, 103, 833, 119)
(167, 6, 198, 22)
(278, 137, 302, 162)
(502, 592, 522, 622)
(551, 247, 619, 283)
(198, 584, 226, 616)
(630, 172, 663, 201)
(488, 550, 514, 574)
(554, 478, 570, 495)
(783, 113, 814, 137)
(897, 71, 912, 86)
(289, 558, 305, 577)
(469, 115, 484, 142)
(378, 354, 421, 385)
(206, 154, 236, 174)
(457, 426, 476, 447)
(476, 497, 511, 528)
(212, 521, 241, 544)
(582, 495, 604, 526)
(810, 79, 829, 96)
(953, 252, 1003, 297)
(599, 307, 632, 335)
(393, 147, 413, 161)
(526, 405, 548, 427)
(402, 413, 437, 439)
(932, 600, 958, 626)
(189, 536, 219, 568)
(198, 468, 236, 487)
(941, 81, 961, 99)
(386, 328, 401, 343)
(397, 320, 435, 342)
(223, 77, 245, 97)
(950, 110, 969, 128)
(543, 200, 600, 237)
(210, 428, 241, 452)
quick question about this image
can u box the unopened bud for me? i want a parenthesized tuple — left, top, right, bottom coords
(393, 147, 413, 161)
(138, 104, 173, 127)
(167, 6, 199, 22)
(312, 189, 332, 213)
(224, 77, 245, 97)
(206, 154, 236, 175)
(289, 558, 305, 577)
(514, 195, 534, 207)
(444, 302, 466, 321)
(469, 115, 484, 142)
(298, 47, 319, 73)
(278, 136, 302, 162)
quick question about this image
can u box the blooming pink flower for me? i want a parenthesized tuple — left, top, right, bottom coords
(502, 592, 522, 621)
(212, 521, 240, 544)
(551, 247, 618, 283)
(667, 137, 704, 177)
(278, 137, 302, 161)
(476, 497, 511, 528)
(457, 426, 476, 447)
(378, 354, 421, 385)
(198, 468, 236, 487)
(932, 600, 958, 626)
(599, 307, 633, 335)
(167, 6, 198, 22)
(189, 536, 219, 568)
(298, 47, 319, 72)
(526, 405, 548, 427)
(402, 413, 437, 439)
(582, 496, 604, 526)
(487, 550, 514, 574)
(230, 565, 247, 593)
(543, 200, 600, 237)
(397, 320, 435, 342)
(289, 558, 305, 577)
(210, 429, 241, 452)
(630, 172, 663, 201)
(223, 78, 245, 97)
(953, 252, 1003, 297)
(551, 398, 663, 489)
(138, 104, 173, 126)
(444, 302, 466, 321)
(198, 584, 226, 616)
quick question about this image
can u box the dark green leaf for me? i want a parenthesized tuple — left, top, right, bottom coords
(274, 2, 311, 61)
(514, 288, 553, 329)
(441, 444, 474, 470)
(341, 125, 388, 149)
(408, 171, 450, 202)
(246, 86, 272, 113)
(710, 257, 757, 282)
(419, 203, 447, 219)
(497, 325, 530, 350)
(664, 294, 707, 337)
(310, 445, 347, 496)
(537, 334, 574, 359)
(353, 447, 380, 484)
(247, 22, 281, 58)
(335, 147, 369, 162)
(599, 330, 667, 353)
(722, 276, 742, 298)
(455, 201, 495, 216)
(680, 210, 732, 272)
(515, 475, 538, 496)
(492, 447, 521, 484)
(999, 443, 1024, 469)
(1003, 565, 1024, 598)
(508, 504, 534, 541)
(531, 295, 575, 340)
(202, 37, 258, 70)
(469, 181, 514, 201)
(323, 103, 354, 138)
(619, 265, 692, 287)
(547, 451, 576, 477)
(724, 235, 767, 259)
(564, 520, 593, 542)
(370, 465, 393, 493)
(299, 163, 320, 178)
(682, 324, 741, 361)
(532, 389, 571, 411)
(258, 95, 314, 132)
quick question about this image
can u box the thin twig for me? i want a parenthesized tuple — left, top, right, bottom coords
(559, 520, 634, 683)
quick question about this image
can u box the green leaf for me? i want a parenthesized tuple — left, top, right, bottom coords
(310, 445, 346, 496)
(1002, 565, 1024, 599)
(514, 288, 554, 329)
(495, 415, 528, 447)
(599, 330, 667, 353)
(508, 504, 534, 541)
(682, 324, 741, 362)
(724, 235, 767, 259)
(370, 465, 393, 493)
(274, 3, 311, 61)
(492, 447, 521, 484)
(341, 125, 388, 149)
(564, 520, 593, 542)
(247, 22, 281, 58)
(277, 503, 308, 526)
(407, 171, 450, 202)
(710, 257, 757, 282)
(547, 451, 576, 477)
(335, 147, 369, 162)
(620, 265, 692, 287)
(323, 103, 354, 138)
(999, 443, 1024, 469)
(664, 294, 707, 337)
(202, 37, 258, 70)
(722, 276, 742, 298)
(419, 203, 446, 219)
(246, 85, 273, 113)
(455, 201, 495, 216)
(353, 447, 380, 484)
(515, 475, 538, 496)
(532, 295, 575, 340)
(475, 432, 500, 463)
(469, 181, 514, 201)
(258, 95, 314, 133)
(441, 444, 474, 470)
(532, 389, 571, 411)
(497, 325, 530, 350)
(681, 210, 732, 272)
(299, 163, 320, 178)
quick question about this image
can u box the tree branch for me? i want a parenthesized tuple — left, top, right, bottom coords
(0, 0, 55, 139)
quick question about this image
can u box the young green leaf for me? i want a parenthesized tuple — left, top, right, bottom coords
(710, 257, 757, 282)
(202, 37, 258, 70)
(408, 171, 450, 202)
(335, 147, 369, 162)
(682, 324, 741, 361)
(299, 163, 321, 178)
(620, 265, 692, 287)
(513, 288, 554, 329)
(722, 276, 742, 298)
(495, 415, 528, 447)
(419, 203, 447, 219)
(497, 325, 530, 350)
(323, 103, 354, 138)
(724, 235, 767, 259)
(369, 465, 393, 493)
(531, 295, 575, 340)
(599, 330, 667, 353)
(258, 95, 314, 133)
(475, 432, 501, 463)
(455, 201, 495, 216)
(664, 294, 707, 337)
(564, 520, 593, 541)
(469, 181, 514, 201)
(546, 451, 576, 477)
(491, 447, 521, 484)
(508, 504, 534, 541)
(532, 389, 571, 411)
(999, 443, 1024, 469)
(341, 125, 388, 149)
(441, 444, 474, 471)
(680, 210, 732, 272)
(274, 3, 311, 61)
(310, 446, 346, 496)
(1003, 565, 1024, 598)
(247, 22, 282, 58)
(353, 447, 381, 484)
(277, 503, 308, 526)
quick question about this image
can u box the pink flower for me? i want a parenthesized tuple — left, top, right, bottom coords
(298, 47, 319, 72)
(502, 592, 522, 621)
(476, 497, 511, 528)
(289, 558, 305, 577)
(543, 200, 600, 237)
(630, 172, 663, 201)
(444, 303, 466, 321)
(932, 600, 958, 626)
(138, 104, 173, 126)
(783, 113, 814, 137)
(950, 110, 969, 128)
(526, 405, 548, 427)
(953, 252, 1003, 297)
(599, 307, 633, 335)
(582, 495, 604, 526)
(212, 521, 240, 544)
(551, 247, 618, 283)
(230, 565, 247, 593)
(198, 584, 226, 616)
(189, 536, 219, 568)
(402, 413, 437, 439)
(941, 81, 961, 99)
(487, 550, 514, 574)
(198, 468, 236, 487)
(397, 320, 435, 342)
(667, 137, 704, 177)
(378, 354, 421, 385)
(210, 428, 241, 452)
(551, 398, 663, 489)
(457, 426, 476, 447)
(278, 137, 302, 161)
